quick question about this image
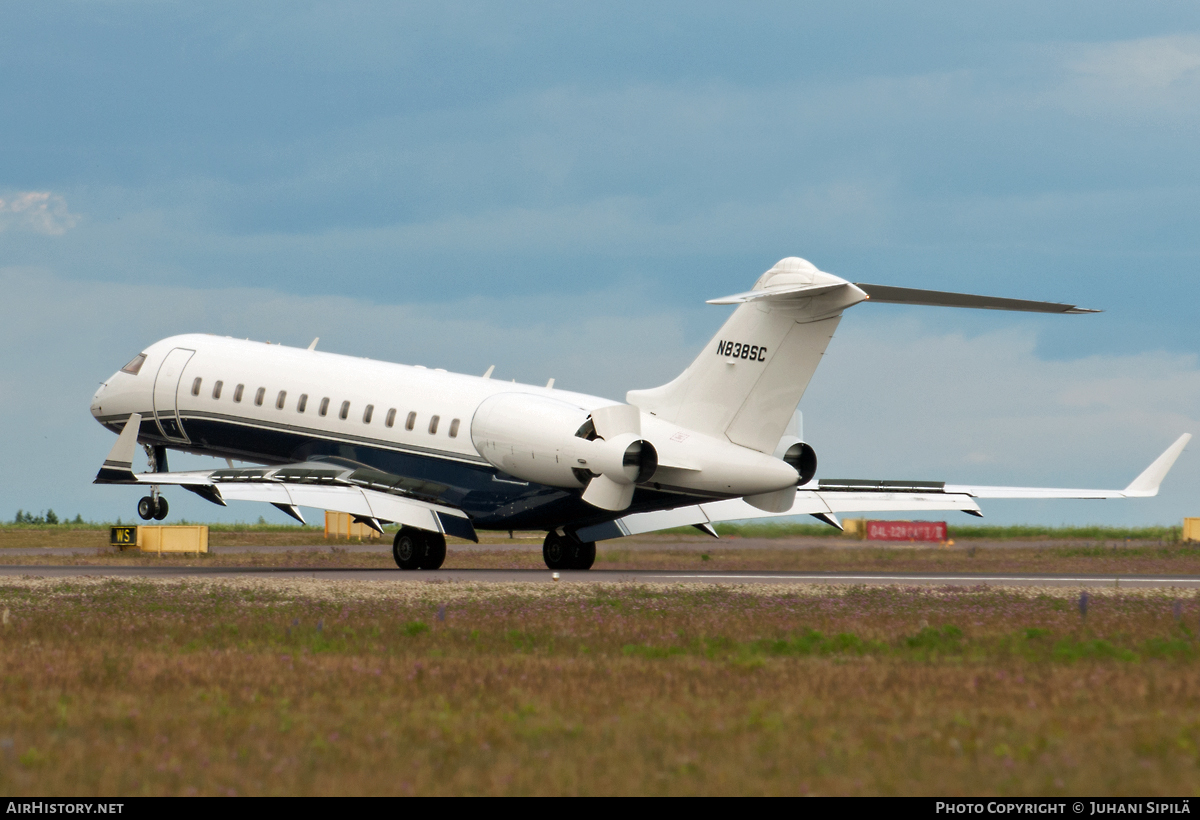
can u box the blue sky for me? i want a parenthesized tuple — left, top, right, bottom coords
(2, 2, 1198, 526)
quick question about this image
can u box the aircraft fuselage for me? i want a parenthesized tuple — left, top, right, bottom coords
(90, 334, 799, 531)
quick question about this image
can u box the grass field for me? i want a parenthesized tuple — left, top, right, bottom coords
(4, 529, 1200, 575)
(1, 578, 1199, 795)
(1, 520, 1189, 542)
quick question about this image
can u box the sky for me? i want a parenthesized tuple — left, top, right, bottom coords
(2, 1, 1198, 527)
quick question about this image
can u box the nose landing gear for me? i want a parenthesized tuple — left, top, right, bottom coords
(136, 445, 170, 521)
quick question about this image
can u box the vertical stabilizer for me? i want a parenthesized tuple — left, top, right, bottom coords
(627, 258, 866, 453)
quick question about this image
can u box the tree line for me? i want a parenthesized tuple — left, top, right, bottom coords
(11, 510, 86, 525)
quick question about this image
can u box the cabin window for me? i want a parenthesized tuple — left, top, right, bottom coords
(405, 411, 416, 431)
(385, 408, 397, 428)
(276, 390, 287, 410)
(319, 397, 329, 416)
(339, 401, 350, 420)
(449, 418, 460, 438)
(297, 394, 308, 413)
(234, 384, 244, 403)
(120, 353, 147, 375)
(191, 377, 202, 396)
(363, 404, 374, 424)
(428, 415, 440, 434)
(255, 387, 266, 406)
(212, 380, 223, 399)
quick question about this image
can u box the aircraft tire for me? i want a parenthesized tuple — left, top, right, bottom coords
(571, 539, 596, 570)
(137, 496, 156, 521)
(420, 532, 447, 570)
(392, 527, 423, 570)
(543, 532, 595, 570)
(152, 497, 169, 520)
(542, 531, 570, 570)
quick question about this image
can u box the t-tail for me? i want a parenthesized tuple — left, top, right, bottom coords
(626, 257, 1100, 455)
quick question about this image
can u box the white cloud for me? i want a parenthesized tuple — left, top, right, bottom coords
(1056, 34, 1200, 114)
(1069, 35, 1200, 91)
(0, 191, 78, 235)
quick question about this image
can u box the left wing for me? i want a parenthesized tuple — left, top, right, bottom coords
(575, 434, 1191, 542)
(94, 414, 477, 541)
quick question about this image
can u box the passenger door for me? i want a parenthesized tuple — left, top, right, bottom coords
(152, 347, 195, 443)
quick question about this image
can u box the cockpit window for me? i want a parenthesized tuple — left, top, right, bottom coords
(120, 354, 147, 375)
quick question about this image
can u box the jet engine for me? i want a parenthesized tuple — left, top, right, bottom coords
(740, 433, 816, 514)
(777, 440, 817, 486)
(470, 394, 657, 511)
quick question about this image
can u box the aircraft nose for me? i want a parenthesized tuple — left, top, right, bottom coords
(90, 383, 106, 418)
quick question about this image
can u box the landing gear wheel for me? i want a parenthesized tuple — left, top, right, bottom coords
(393, 528, 423, 570)
(572, 539, 596, 570)
(137, 496, 156, 521)
(543, 531, 570, 570)
(420, 533, 447, 570)
(543, 532, 596, 570)
(152, 497, 169, 520)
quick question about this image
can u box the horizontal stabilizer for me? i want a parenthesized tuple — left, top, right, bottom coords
(854, 283, 1100, 314)
(706, 281, 854, 305)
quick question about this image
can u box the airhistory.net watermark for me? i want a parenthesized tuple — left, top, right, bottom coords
(6, 804, 123, 815)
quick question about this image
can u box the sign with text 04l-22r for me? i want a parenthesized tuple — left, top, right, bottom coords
(866, 521, 948, 542)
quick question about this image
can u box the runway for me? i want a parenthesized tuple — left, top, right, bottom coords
(2, 565, 1199, 588)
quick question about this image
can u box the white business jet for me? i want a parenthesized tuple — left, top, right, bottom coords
(90, 258, 1191, 570)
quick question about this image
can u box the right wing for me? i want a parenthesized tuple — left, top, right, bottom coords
(575, 487, 980, 542)
(575, 434, 1191, 542)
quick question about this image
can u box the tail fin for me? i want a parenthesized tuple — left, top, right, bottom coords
(627, 258, 866, 453)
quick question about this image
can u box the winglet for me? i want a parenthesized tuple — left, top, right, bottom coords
(1123, 433, 1192, 496)
(94, 413, 142, 483)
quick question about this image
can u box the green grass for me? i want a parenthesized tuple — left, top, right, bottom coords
(3, 580, 1200, 795)
(946, 524, 1185, 542)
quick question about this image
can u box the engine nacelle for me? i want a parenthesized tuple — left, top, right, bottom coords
(589, 432, 658, 485)
(774, 436, 817, 485)
(470, 393, 657, 493)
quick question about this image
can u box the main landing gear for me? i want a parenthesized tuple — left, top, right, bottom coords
(392, 526, 447, 570)
(543, 531, 596, 570)
(137, 491, 168, 521)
